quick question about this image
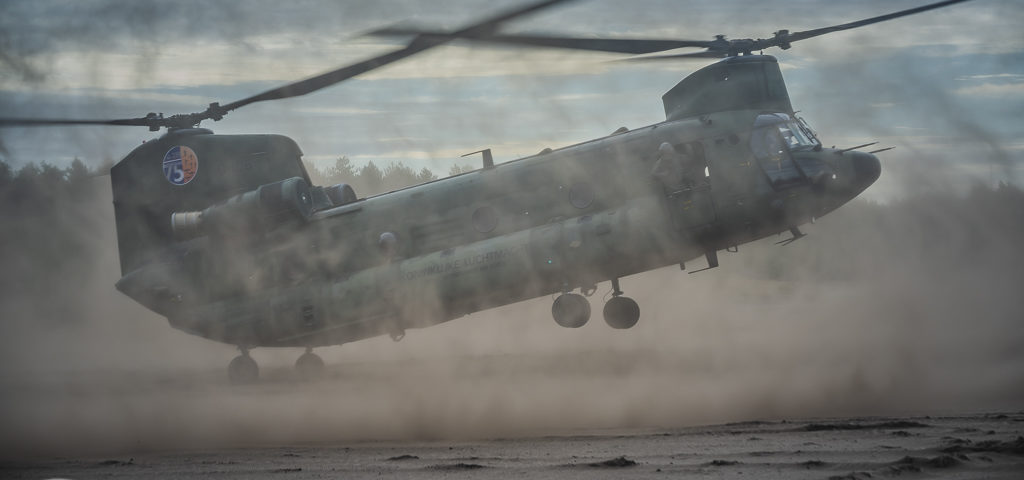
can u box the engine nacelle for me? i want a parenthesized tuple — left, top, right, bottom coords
(171, 177, 313, 239)
(324, 183, 357, 206)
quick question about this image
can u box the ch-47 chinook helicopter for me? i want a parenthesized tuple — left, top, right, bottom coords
(0, 0, 972, 382)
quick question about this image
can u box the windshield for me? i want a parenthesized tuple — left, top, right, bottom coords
(752, 113, 820, 152)
(778, 122, 817, 150)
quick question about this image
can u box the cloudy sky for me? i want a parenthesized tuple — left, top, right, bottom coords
(0, 0, 1021, 200)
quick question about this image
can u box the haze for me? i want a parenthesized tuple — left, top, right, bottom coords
(0, 0, 1022, 459)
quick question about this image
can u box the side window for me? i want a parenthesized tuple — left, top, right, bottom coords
(568, 181, 594, 209)
(472, 205, 499, 233)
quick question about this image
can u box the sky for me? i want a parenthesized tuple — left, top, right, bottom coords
(1, 0, 1022, 201)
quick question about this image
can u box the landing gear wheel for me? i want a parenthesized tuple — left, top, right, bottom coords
(552, 293, 591, 328)
(228, 353, 259, 384)
(603, 296, 640, 329)
(295, 349, 325, 380)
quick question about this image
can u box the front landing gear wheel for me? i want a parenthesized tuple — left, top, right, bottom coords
(295, 349, 325, 380)
(228, 353, 259, 384)
(552, 293, 591, 328)
(603, 296, 640, 329)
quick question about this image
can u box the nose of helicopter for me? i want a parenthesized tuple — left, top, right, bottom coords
(850, 150, 882, 188)
(802, 148, 882, 208)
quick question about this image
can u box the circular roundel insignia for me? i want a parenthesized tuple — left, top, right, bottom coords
(162, 145, 199, 185)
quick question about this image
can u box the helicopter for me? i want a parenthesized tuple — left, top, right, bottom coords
(0, 0, 973, 383)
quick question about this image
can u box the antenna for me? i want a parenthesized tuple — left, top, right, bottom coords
(462, 148, 495, 169)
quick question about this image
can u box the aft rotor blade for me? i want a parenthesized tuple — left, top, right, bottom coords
(0, 116, 158, 128)
(220, 0, 574, 113)
(370, 27, 716, 54)
(217, 45, 431, 112)
(0, 0, 574, 130)
(786, 0, 973, 43)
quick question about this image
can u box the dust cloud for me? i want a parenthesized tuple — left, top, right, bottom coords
(1, 165, 1022, 459)
(1, 0, 1022, 462)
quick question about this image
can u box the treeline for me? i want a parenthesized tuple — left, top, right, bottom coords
(305, 156, 474, 197)
(0, 159, 112, 325)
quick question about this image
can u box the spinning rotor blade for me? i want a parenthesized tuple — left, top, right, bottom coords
(374, 0, 972, 59)
(221, 0, 573, 112)
(0, 116, 160, 128)
(785, 0, 972, 44)
(0, 0, 572, 131)
(617, 50, 724, 61)
(369, 28, 717, 54)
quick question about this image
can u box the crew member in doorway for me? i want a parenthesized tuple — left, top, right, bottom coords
(652, 142, 701, 191)
(653, 142, 683, 190)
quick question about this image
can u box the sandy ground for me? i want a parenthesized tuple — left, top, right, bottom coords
(2, 258, 1022, 479)
(2, 409, 1022, 479)
(1, 353, 1022, 480)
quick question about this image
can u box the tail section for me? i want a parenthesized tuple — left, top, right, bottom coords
(109, 128, 310, 276)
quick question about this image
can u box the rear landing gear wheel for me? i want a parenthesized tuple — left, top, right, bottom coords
(228, 351, 259, 384)
(295, 348, 325, 380)
(552, 293, 591, 328)
(603, 295, 640, 329)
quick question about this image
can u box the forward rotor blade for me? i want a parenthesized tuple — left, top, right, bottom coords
(616, 50, 724, 61)
(786, 0, 972, 43)
(486, 34, 714, 53)
(370, 27, 716, 54)
(373, 0, 973, 59)
(220, 0, 574, 113)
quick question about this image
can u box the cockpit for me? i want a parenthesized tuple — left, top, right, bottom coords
(750, 113, 821, 188)
(777, 122, 818, 151)
(751, 113, 819, 153)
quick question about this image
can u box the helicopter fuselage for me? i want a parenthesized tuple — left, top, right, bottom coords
(115, 104, 879, 348)
(108, 55, 881, 350)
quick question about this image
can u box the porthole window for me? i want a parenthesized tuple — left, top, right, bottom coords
(472, 205, 499, 233)
(569, 181, 594, 209)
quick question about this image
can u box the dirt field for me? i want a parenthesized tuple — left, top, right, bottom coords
(3, 408, 1022, 479)
(2, 257, 1022, 479)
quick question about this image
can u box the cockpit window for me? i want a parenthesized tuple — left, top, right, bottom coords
(778, 123, 816, 150)
(751, 114, 807, 189)
(753, 113, 820, 150)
